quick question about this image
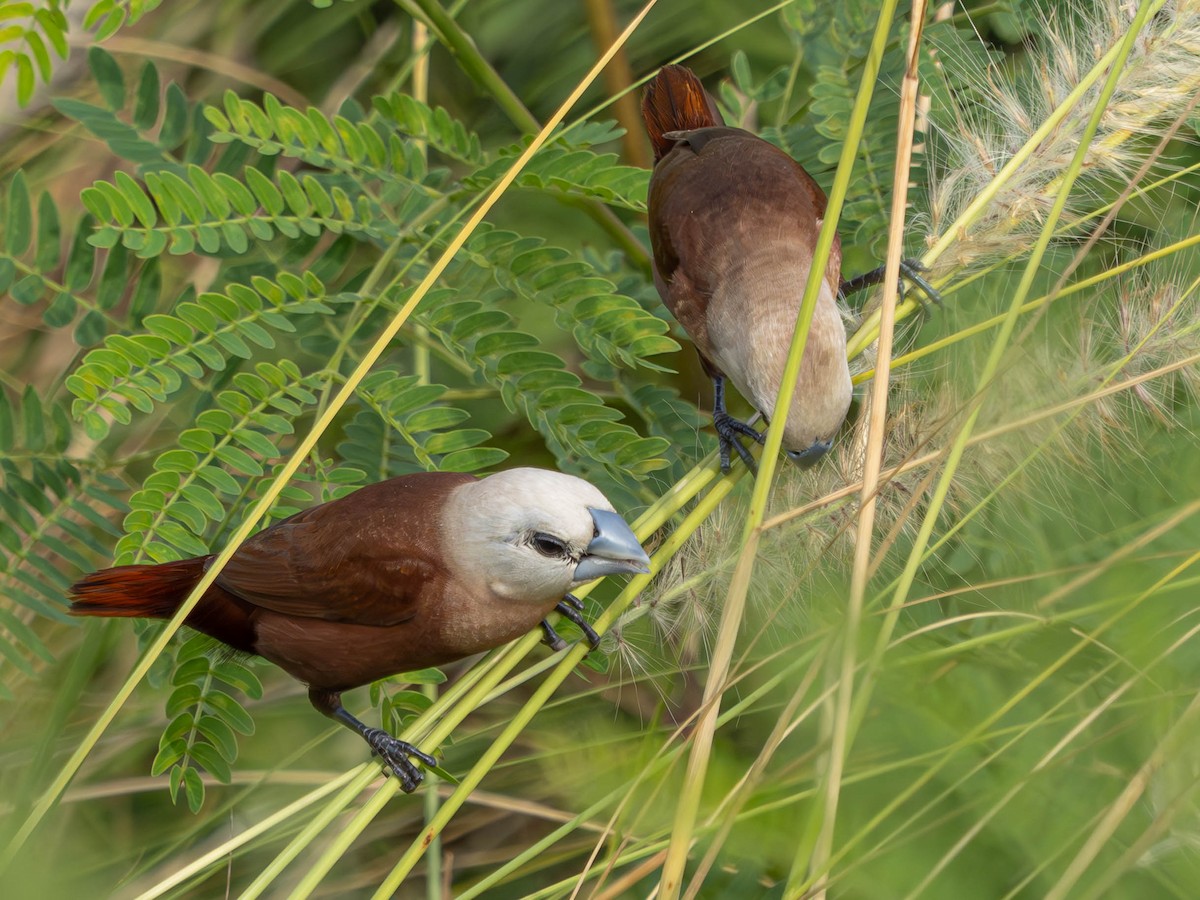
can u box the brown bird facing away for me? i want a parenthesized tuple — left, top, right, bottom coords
(642, 64, 936, 472)
(70, 468, 651, 791)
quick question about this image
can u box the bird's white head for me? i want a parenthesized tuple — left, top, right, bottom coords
(441, 468, 650, 605)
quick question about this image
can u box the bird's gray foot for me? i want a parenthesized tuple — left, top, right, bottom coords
(712, 375, 763, 474)
(540, 619, 568, 652)
(840, 258, 942, 309)
(362, 727, 438, 792)
(309, 688, 438, 792)
(540, 595, 600, 651)
(555, 594, 601, 650)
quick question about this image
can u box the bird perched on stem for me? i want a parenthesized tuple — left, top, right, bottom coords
(70, 468, 650, 791)
(642, 64, 936, 472)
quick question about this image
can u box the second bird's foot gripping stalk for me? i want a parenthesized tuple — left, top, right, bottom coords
(840, 258, 943, 309)
(712, 376, 764, 474)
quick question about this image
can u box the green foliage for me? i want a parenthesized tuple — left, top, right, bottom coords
(54, 47, 204, 170)
(8, 3, 1198, 898)
(0, 2, 163, 107)
(66, 276, 333, 441)
(340, 370, 509, 478)
(153, 634, 262, 813)
(113, 361, 325, 564)
(0, 388, 126, 700)
(0, 171, 131, 347)
(0, 1, 68, 106)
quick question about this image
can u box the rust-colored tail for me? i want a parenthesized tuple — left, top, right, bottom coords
(70, 557, 210, 619)
(641, 64, 724, 162)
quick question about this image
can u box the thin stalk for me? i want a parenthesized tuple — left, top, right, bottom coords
(583, 0, 649, 168)
(682, 647, 831, 899)
(657, 3, 902, 897)
(410, 23, 440, 895)
(808, 498, 1200, 891)
(402, 0, 647, 269)
(794, 12, 1167, 890)
(404, 0, 537, 132)
(801, 7, 926, 894)
(853, 231, 1200, 384)
(847, 7, 1163, 360)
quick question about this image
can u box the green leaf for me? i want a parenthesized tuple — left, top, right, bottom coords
(159, 83, 189, 147)
(34, 191, 60, 271)
(397, 667, 447, 685)
(197, 715, 239, 762)
(188, 741, 231, 783)
(0, 390, 12, 451)
(181, 765, 205, 812)
(114, 170, 157, 228)
(133, 60, 160, 130)
(15, 53, 34, 107)
(88, 46, 125, 110)
(6, 170, 31, 255)
(212, 659, 263, 699)
(151, 739, 186, 776)
(19, 386, 44, 452)
(203, 690, 254, 735)
(64, 216, 96, 290)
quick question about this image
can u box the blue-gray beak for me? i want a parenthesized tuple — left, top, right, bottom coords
(572, 508, 651, 583)
(785, 438, 832, 469)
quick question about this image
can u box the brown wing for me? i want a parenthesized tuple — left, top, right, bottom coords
(216, 472, 476, 627)
(646, 126, 841, 370)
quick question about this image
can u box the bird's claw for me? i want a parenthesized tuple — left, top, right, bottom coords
(540, 595, 600, 651)
(555, 596, 601, 650)
(840, 258, 942, 310)
(713, 411, 763, 475)
(897, 259, 943, 309)
(362, 727, 437, 792)
(561, 592, 585, 612)
(540, 619, 569, 652)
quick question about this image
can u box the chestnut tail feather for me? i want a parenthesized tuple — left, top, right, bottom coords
(69, 557, 211, 619)
(641, 64, 724, 161)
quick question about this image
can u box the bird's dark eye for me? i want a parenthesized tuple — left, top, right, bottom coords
(531, 532, 569, 558)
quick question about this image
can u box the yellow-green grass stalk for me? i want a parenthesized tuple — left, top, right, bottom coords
(903, 607, 1200, 899)
(804, 5, 927, 893)
(805, 498, 1200, 892)
(658, 2, 904, 896)
(847, 0, 1181, 360)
